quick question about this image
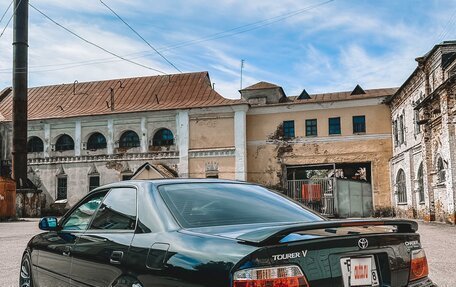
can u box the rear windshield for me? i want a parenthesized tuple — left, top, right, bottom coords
(158, 183, 323, 228)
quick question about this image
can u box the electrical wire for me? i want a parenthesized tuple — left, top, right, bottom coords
(0, 1, 13, 25)
(2, 0, 334, 74)
(29, 2, 167, 74)
(0, 0, 22, 39)
(159, 0, 335, 52)
(99, 0, 182, 73)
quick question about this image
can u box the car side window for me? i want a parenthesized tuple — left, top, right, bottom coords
(61, 191, 107, 231)
(89, 187, 137, 231)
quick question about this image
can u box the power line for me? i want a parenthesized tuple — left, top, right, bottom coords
(99, 0, 182, 73)
(0, 0, 22, 39)
(159, 0, 335, 52)
(28, 2, 167, 74)
(0, 1, 13, 25)
(2, 0, 334, 74)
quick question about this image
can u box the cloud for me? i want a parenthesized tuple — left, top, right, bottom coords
(1, 0, 456, 100)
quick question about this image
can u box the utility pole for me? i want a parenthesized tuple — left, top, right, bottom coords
(240, 59, 245, 90)
(12, 0, 29, 189)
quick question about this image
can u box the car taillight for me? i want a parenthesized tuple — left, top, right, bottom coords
(409, 249, 429, 282)
(233, 265, 309, 287)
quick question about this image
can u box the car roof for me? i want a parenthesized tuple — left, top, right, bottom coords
(91, 178, 249, 192)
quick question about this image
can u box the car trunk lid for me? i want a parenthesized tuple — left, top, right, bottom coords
(228, 219, 420, 287)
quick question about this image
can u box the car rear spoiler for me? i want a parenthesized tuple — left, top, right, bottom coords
(236, 219, 418, 245)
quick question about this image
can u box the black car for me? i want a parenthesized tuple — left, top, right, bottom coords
(20, 179, 434, 287)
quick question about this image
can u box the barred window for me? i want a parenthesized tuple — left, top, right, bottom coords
(57, 176, 68, 200)
(55, 135, 74, 151)
(119, 131, 140, 148)
(89, 175, 100, 191)
(393, 120, 398, 146)
(396, 169, 407, 204)
(417, 163, 424, 203)
(437, 157, 446, 183)
(87, 133, 107, 150)
(27, 137, 44, 153)
(152, 128, 174, 146)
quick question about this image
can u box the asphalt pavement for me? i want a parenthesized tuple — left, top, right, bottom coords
(0, 219, 454, 287)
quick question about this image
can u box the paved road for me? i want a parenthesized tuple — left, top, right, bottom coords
(0, 220, 454, 287)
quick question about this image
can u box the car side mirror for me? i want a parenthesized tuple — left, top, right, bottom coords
(39, 217, 59, 231)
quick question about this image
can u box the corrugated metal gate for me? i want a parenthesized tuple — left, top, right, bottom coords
(286, 178, 336, 217)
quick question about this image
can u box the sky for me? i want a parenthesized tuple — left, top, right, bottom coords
(0, 0, 456, 99)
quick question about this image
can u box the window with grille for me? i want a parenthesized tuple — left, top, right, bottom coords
(437, 157, 446, 183)
(152, 128, 174, 146)
(417, 164, 424, 203)
(27, 137, 44, 153)
(119, 131, 140, 148)
(87, 133, 107, 150)
(282, 121, 295, 139)
(399, 115, 405, 144)
(305, 119, 317, 136)
(55, 135, 74, 151)
(89, 175, 100, 191)
(328, 117, 341, 135)
(393, 120, 398, 146)
(396, 169, 407, 204)
(414, 110, 420, 135)
(352, 115, 366, 134)
(57, 176, 68, 200)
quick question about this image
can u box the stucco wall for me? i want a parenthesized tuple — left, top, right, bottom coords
(247, 104, 391, 141)
(245, 101, 393, 209)
(189, 116, 234, 149)
(247, 139, 392, 208)
(32, 159, 179, 207)
(189, 156, 236, 179)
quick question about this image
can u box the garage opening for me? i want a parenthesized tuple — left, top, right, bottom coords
(286, 162, 373, 218)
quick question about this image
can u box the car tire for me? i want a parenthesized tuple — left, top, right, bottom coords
(19, 252, 33, 287)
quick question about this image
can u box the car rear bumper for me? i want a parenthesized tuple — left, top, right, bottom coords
(408, 277, 435, 287)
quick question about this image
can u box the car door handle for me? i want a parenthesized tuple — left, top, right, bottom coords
(62, 246, 71, 257)
(110, 251, 124, 265)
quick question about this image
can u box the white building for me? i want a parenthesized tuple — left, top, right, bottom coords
(387, 41, 456, 223)
(0, 72, 249, 211)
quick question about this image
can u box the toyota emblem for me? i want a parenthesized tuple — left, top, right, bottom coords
(358, 238, 369, 249)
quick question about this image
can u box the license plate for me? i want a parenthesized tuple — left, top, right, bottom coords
(340, 256, 379, 287)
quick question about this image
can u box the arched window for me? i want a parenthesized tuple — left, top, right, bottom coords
(396, 169, 407, 204)
(87, 132, 107, 150)
(417, 163, 424, 203)
(152, 128, 174, 146)
(437, 157, 445, 183)
(119, 130, 140, 148)
(55, 135, 74, 151)
(27, 136, 44, 153)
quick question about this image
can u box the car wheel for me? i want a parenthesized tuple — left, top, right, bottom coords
(19, 252, 33, 287)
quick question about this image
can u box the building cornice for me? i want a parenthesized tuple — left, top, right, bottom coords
(247, 97, 386, 115)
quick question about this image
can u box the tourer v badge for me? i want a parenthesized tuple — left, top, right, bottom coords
(272, 250, 308, 261)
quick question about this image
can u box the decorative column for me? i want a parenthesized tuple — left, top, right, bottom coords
(140, 117, 148, 153)
(176, 110, 189, 177)
(107, 119, 114, 155)
(234, 105, 249, 181)
(43, 123, 50, 157)
(75, 120, 82, 156)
